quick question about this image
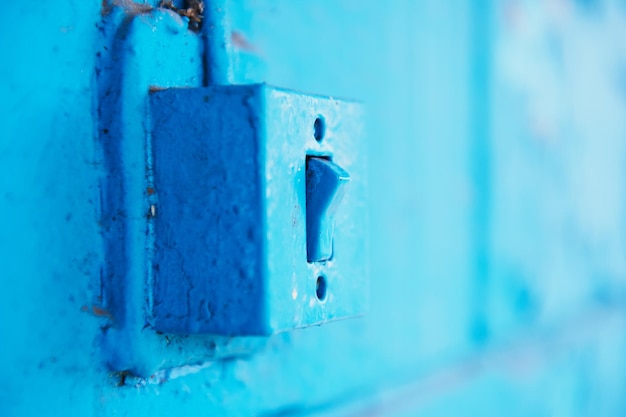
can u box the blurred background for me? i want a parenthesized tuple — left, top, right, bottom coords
(3, 0, 626, 416)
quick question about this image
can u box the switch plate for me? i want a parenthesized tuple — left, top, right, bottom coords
(149, 84, 367, 335)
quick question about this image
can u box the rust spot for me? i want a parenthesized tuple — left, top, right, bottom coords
(115, 0, 154, 15)
(116, 370, 130, 387)
(149, 86, 166, 93)
(160, 0, 204, 31)
(232, 31, 257, 53)
(147, 187, 155, 195)
(81, 304, 114, 321)
(101, 0, 112, 16)
(102, 0, 155, 17)
(92, 305, 112, 318)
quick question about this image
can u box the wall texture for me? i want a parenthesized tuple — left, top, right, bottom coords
(3, 0, 626, 416)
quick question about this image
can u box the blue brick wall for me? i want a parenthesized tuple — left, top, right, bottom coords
(2, 0, 626, 416)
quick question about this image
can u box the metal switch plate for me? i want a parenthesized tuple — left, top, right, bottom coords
(148, 84, 367, 335)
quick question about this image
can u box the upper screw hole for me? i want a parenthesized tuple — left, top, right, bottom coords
(314, 117, 325, 143)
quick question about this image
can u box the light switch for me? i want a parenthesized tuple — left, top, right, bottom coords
(306, 157, 350, 263)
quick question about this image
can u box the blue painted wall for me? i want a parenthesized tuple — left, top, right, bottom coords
(3, 0, 626, 416)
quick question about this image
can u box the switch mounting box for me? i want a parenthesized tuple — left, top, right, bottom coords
(149, 84, 366, 335)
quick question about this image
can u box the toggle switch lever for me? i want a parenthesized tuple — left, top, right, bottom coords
(306, 157, 350, 262)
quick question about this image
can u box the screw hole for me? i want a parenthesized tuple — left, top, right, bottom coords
(314, 117, 325, 143)
(316, 275, 327, 301)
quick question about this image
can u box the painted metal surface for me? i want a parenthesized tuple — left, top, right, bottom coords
(95, 4, 268, 376)
(149, 84, 366, 335)
(3, 0, 626, 416)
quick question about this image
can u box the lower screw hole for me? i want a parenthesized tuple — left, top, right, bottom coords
(316, 275, 327, 301)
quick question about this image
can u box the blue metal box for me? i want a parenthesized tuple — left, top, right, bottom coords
(149, 84, 367, 335)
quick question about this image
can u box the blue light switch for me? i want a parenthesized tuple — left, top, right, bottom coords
(306, 157, 350, 262)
